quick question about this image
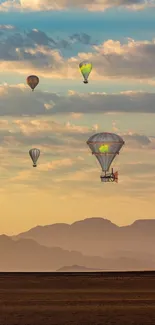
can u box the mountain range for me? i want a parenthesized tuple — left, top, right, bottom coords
(0, 217, 154, 271)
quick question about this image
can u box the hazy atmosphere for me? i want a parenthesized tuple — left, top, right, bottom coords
(0, 0, 155, 235)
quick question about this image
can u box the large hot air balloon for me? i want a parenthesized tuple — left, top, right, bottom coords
(87, 132, 125, 182)
(29, 148, 40, 167)
(79, 61, 92, 84)
(27, 75, 39, 91)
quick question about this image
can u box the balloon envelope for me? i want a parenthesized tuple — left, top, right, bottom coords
(79, 61, 92, 81)
(87, 132, 124, 172)
(29, 148, 40, 166)
(27, 75, 39, 90)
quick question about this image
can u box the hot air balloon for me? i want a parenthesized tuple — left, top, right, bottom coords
(79, 61, 92, 84)
(29, 148, 40, 167)
(27, 75, 39, 91)
(87, 132, 125, 182)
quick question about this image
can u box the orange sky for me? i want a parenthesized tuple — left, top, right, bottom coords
(0, 1, 155, 235)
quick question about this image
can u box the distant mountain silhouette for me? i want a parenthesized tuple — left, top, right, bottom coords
(57, 265, 103, 272)
(0, 235, 155, 272)
(13, 217, 155, 260)
(0, 234, 153, 271)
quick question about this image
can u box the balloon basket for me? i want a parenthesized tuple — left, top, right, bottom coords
(33, 164, 37, 167)
(100, 175, 117, 183)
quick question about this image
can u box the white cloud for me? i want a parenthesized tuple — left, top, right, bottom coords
(0, 24, 15, 29)
(0, 38, 155, 82)
(44, 102, 55, 110)
(0, 0, 154, 11)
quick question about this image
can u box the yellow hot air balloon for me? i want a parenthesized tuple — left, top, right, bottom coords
(27, 75, 39, 91)
(79, 61, 92, 84)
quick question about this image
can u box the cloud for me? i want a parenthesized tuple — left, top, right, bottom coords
(54, 167, 98, 182)
(38, 156, 83, 171)
(70, 113, 83, 119)
(0, 85, 152, 118)
(13, 119, 94, 135)
(0, 113, 153, 197)
(0, 85, 155, 116)
(69, 33, 95, 46)
(91, 39, 155, 79)
(0, 0, 153, 11)
(10, 170, 33, 181)
(123, 133, 151, 147)
(121, 162, 155, 175)
(0, 27, 96, 64)
(0, 37, 155, 82)
(0, 114, 152, 156)
(0, 25, 15, 30)
(26, 29, 57, 47)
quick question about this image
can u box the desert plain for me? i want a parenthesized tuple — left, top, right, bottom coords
(0, 271, 155, 325)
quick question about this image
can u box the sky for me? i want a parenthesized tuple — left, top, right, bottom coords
(0, 0, 155, 235)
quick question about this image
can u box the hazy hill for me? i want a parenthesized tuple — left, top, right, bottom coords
(0, 234, 154, 271)
(57, 265, 103, 272)
(13, 218, 155, 258)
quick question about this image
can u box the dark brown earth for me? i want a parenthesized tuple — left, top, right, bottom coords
(0, 271, 155, 325)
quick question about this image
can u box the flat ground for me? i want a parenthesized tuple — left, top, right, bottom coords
(0, 272, 155, 325)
